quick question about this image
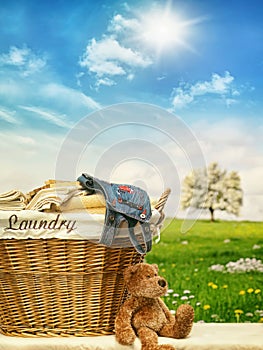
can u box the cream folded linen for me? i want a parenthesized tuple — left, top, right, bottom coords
(26, 192, 106, 213)
(61, 191, 157, 213)
(0, 189, 27, 211)
(26, 180, 160, 215)
(26, 179, 107, 212)
(26, 186, 80, 211)
(60, 192, 106, 211)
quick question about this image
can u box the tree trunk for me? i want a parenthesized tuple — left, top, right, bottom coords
(209, 207, 215, 222)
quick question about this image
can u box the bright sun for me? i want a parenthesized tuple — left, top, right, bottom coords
(138, 5, 202, 54)
(142, 12, 182, 48)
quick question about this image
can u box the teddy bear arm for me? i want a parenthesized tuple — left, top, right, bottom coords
(115, 297, 138, 345)
(158, 298, 174, 323)
(116, 296, 139, 326)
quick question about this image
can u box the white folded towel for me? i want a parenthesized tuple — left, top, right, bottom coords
(0, 190, 27, 211)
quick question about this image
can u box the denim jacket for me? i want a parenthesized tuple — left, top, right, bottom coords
(77, 174, 152, 254)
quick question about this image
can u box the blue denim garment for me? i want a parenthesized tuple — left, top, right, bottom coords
(77, 174, 152, 254)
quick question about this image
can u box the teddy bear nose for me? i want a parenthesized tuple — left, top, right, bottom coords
(158, 278, 167, 288)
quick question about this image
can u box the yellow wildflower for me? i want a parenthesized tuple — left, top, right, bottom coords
(255, 289, 261, 294)
(234, 309, 243, 314)
(212, 284, 218, 289)
(247, 288, 254, 294)
(161, 268, 166, 273)
(208, 282, 214, 287)
(235, 309, 243, 323)
(222, 285, 228, 289)
(239, 290, 246, 295)
(259, 318, 263, 323)
(203, 304, 211, 310)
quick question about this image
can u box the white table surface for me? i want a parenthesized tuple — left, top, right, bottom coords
(0, 323, 262, 350)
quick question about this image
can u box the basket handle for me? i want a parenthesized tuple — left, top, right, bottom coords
(153, 188, 171, 227)
(154, 188, 171, 212)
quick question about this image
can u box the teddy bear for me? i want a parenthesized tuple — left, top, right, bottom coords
(115, 263, 194, 350)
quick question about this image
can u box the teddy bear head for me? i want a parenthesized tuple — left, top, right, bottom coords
(123, 263, 168, 298)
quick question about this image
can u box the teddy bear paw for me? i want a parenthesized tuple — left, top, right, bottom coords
(173, 304, 194, 339)
(115, 327, 136, 345)
(157, 345, 175, 350)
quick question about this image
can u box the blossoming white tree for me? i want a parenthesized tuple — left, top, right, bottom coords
(181, 162, 243, 221)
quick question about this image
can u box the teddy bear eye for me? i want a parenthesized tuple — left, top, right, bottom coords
(146, 275, 151, 279)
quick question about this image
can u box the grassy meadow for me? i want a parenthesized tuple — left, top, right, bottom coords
(146, 219, 263, 323)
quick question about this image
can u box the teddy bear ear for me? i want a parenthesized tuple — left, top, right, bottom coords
(123, 264, 138, 283)
(152, 264, 159, 273)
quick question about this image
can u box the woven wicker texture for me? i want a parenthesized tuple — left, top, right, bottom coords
(0, 189, 170, 337)
(0, 239, 143, 337)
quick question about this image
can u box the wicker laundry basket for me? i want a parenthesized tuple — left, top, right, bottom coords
(0, 189, 170, 337)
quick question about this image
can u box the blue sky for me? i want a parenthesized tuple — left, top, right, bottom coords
(0, 0, 262, 220)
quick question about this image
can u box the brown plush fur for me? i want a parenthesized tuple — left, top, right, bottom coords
(115, 263, 194, 350)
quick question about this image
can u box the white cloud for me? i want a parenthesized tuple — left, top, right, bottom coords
(191, 71, 234, 95)
(78, 8, 156, 87)
(95, 77, 116, 89)
(108, 14, 140, 33)
(0, 47, 101, 124)
(80, 37, 152, 78)
(0, 107, 19, 125)
(19, 105, 74, 129)
(40, 83, 101, 110)
(0, 45, 46, 76)
(171, 89, 194, 109)
(79, 4, 204, 87)
(0, 74, 100, 128)
(171, 71, 237, 109)
(0, 46, 29, 66)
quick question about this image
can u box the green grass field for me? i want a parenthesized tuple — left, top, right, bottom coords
(146, 219, 263, 323)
